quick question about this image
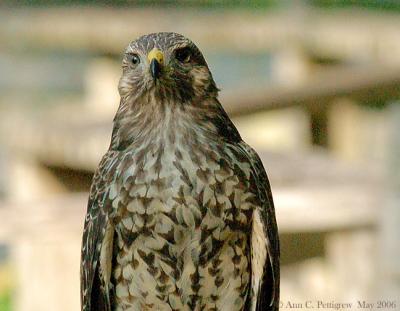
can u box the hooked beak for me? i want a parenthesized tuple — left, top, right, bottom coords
(150, 58, 161, 81)
(148, 48, 164, 82)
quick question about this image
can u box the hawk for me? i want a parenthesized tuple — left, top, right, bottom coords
(81, 32, 279, 311)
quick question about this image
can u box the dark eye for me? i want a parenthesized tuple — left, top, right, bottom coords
(129, 53, 140, 65)
(175, 47, 192, 63)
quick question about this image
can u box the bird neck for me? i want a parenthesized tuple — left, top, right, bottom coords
(109, 93, 237, 152)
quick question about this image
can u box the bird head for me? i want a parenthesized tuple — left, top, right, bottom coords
(118, 32, 218, 103)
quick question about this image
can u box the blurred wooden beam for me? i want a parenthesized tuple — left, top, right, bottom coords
(0, 8, 297, 54)
(378, 104, 400, 296)
(222, 63, 400, 147)
(2, 7, 400, 62)
(222, 63, 400, 116)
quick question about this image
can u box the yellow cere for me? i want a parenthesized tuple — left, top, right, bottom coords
(147, 48, 164, 65)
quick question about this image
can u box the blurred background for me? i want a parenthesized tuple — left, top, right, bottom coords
(0, 1, 399, 310)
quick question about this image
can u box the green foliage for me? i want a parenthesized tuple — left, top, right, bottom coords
(358, 99, 395, 110)
(309, 0, 400, 12)
(4, 0, 400, 11)
(0, 289, 12, 311)
(1, 0, 276, 9)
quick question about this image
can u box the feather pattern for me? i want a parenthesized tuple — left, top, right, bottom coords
(80, 32, 279, 311)
(81, 151, 121, 311)
(237, 143, 280, 311)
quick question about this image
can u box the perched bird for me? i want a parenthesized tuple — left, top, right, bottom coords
(81, 32, 279, 311)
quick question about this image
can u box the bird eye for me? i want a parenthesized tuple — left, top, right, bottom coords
(175, 47, 191, 63)
(129, 53, 140, 65)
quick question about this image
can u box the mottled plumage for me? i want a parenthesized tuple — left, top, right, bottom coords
(81, 32, 279, 311)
